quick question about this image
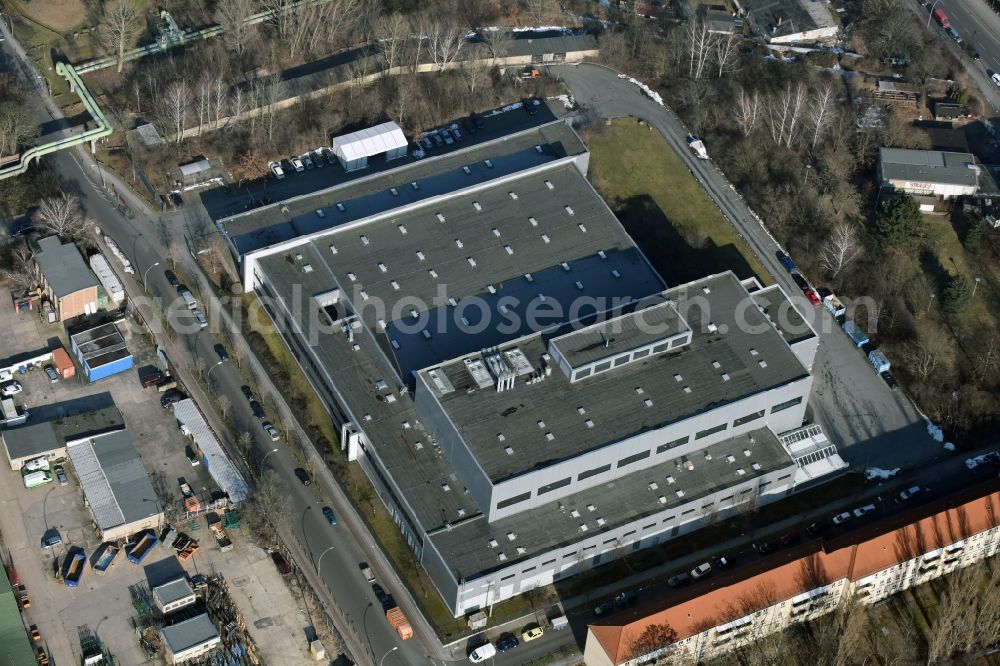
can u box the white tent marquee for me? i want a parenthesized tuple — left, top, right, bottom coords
(331, 121, 408, 171)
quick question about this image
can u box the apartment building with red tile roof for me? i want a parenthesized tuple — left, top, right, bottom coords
(585, 478, 1000, 665)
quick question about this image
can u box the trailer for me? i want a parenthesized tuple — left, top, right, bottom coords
(65, 552, 86, 587)
(868, 349, 891, 374)
(823, 294, 846, 318)
(22, 470, 52, 489)
(842, 320, 869, 348)
(127, 531, 158, 564)
(386, 606, 413, 640)
(93, 543, 120, 575)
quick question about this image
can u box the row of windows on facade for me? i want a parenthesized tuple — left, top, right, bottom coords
(495, 396, 803, 510)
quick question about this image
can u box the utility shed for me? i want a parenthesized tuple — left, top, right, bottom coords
(70, 321, 133, 382)
(33, 236, 99, 321)
(0, 567, 35, 665)
(330, 121, 407, 171)
(89, 254, 125, 304)
(161, 613, 221, 664)
(153, 577, 196, 614)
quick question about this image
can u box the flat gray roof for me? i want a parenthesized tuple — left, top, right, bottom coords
(879, 147, 979, 187)
(256, 158, 664, 378)
(1, 405, 124, 463)
(34, 236, 98, 299)
(429, 428, 792, 577)
(153, 578, 194, 607)
(161, 613, 219, 654)
(226, 121, 586, 255)
(420, 272, 810, 482)
(750, 285, 815, 346)
(71, 322, 131, 369)
(550, 299, 689, 369)
(67, 430, 159, 531)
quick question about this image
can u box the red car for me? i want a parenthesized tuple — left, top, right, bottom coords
(804, 289, 821, 306)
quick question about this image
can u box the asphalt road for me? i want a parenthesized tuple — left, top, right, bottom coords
(552, 63, 941, 472)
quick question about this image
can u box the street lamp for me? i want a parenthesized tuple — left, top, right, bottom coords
(316, 545, 336, 578)
(378, 646, 399, 665)
(973, 276, 982, 298)
(926, 0, 942, 28)
(205, 359, 224, 382)
(258, 447, 279, 474)
(142, 261, 160, 293)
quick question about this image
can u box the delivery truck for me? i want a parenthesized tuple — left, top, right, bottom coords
(65, 552, 86, 587)
(386, 606, 413, 640)
(868, 349, 891, 374)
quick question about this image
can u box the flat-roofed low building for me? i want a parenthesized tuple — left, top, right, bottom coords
(153, 578, 197, 615)
(161, 613, 221, 664)
(878, 147, 981, 198)
(228, 118, 844, 616)
(66, 429, 162, 541)
(1, 404, 123, 470)
(70, 321, 133, 382)
(744, 0, 838, 43)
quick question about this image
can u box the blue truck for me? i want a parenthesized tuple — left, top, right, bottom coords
(777, 251, 798, 274)
(843, 321, 870, 348)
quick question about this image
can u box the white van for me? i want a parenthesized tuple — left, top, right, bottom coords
(469, 643, 496, 663)
(549, 615, 569, 631)
(0, 369, 12, 382)
(24, 457, 50, 472)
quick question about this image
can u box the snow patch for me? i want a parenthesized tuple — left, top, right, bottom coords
(966, 451, 999, 469)
(548, 93, 574, 109)
(926, 422, 944, 442)
(865, 467, 900, 481)
(943, 442, 956, 451)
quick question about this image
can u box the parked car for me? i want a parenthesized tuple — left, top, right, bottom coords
(54, 466, 68, 486)
(160, 389, 186, 409)
(214, 344, 229, 362)
(450, 125, 463, 141)
(615, 590, 637, 607)
(667, 572, 690, 587)
(521, 626, 543, 642)
(496, 636, 519, 652)
(853, 504, 877, 518)
(290, 155, 305, 172)
(372, 583, 390, 606)
(462, 118, 479, 134)
(592, 601, 615, 616)
(193, 309, 208, 328)
(779, 532, 801, 546)
(1, 380, 23, 397)
(170, 192, 184, 207)
(301, 153, 314, 169)
(522, 98, 539, 115)
(431, 132, 444, 147)
(441, 129, 454, 145)
(754, 541, 778, 554)
(262, 422, 280, 441)
(832, 511, 852, 525)
(250, 399, 266, 420)
(268, 161, 285, 179)
(420, 135, 433, 150)
(322, 147, 337, 166)
(880, 371, 898, 390)
(469, 643, 496, 663)
(294, 468, 311, 485)
(946, 27, 962, 43)
(472, 115, 485, 130)
(359, 562, 375, 582)
(806, 521, 828, 536)
(898, 486, 923, 501)
(241, 385, 255, 401)
(322, 506, 337, 526)
(41, 530, 62, 549)
(164, 269, 179, 287)
(804, 289, 821, 306)
(792, 273, 809, 291)
(690, 562, 712, 579)
(992, 72, 1000, 87)
(185, 446, 200, 466)
(43, 365, 59, 383)
(713, 555, 732, 568)
(311, 150, 325, 168)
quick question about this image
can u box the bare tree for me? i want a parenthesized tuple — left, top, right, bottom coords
(37, 193, 91, 242)
(733, 87, 762, 138)
(245, 470, 291, 546)
(904, 340, 940, 382)
(216, 0, 257, 57)
(460, 58, 490, 98)
(425, 19, 465, 72)
(819, 222, 862, 277)
(218, 394, 232, 420)
(261, 74, 285, 145)
(0, 102, 38, 158)
(374, 13, 409, 72)
(714, 30, 740, 78)
(212, 76, 228, 130)
(481, 26, 511, 65)
(99, 0, 142, 74)
(686, 19, 714, 81)
(161, 80, 191, 143)
(196, 75, 212, 137)
(809, 83, 835, 149)
(767, 82, 807, 147)
(394, 78, 415, 126)
(0, 240, 36, 294)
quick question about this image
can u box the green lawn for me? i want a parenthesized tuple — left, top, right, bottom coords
(586, 119, 769, 286)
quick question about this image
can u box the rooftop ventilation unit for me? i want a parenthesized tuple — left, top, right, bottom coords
(529, 217, 538, 226)
(329, 244, 337, 255)
(302, 264, 313, 273)
(360, 235, 369, 246)
(570, 509, 580, 518)
(507, 532, 517, 541)
(564, 206, 574, 215)
(416, 250, 425, 261)
(398, 224, 407, 234)
(437, 213, 446, 222)
(505, 245, 513, 255)
(509, 191, 518, 200)
(464, 357, 494, 390)
(484, 159, 493, 168)
(337, 202, 345, 211)
(316, 209, 325, 218)
(411, 181, 419, 190)
(545, 180, 554, 190)
(463, 166, 472, 174)
(473, 201, 482, 211)
(390, 187, 398, 195)
(578, 224, 587, 233)
(598, 250, 607, 259)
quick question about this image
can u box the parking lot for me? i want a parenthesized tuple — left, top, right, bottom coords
(0, 297, 316, 665)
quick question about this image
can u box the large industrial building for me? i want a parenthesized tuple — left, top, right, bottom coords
(217, 116, 845, 616)
(877, 147, 981, 199)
